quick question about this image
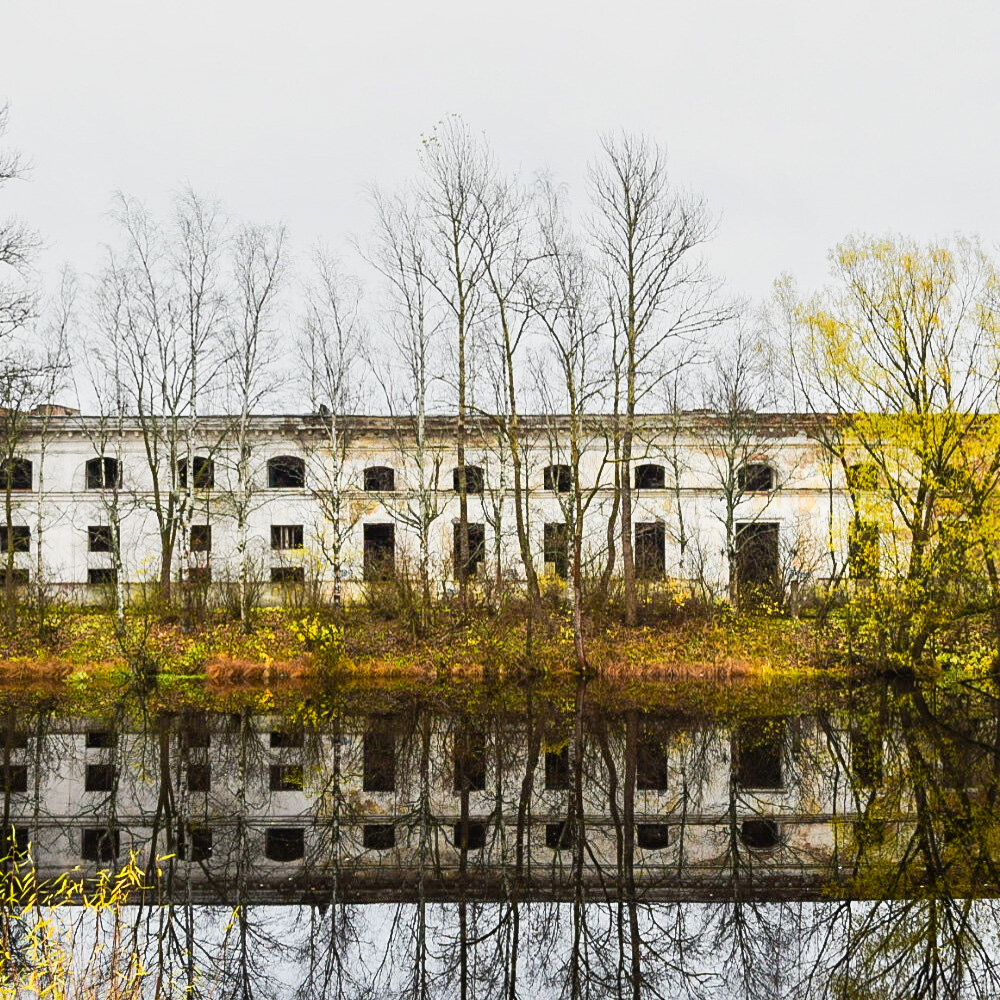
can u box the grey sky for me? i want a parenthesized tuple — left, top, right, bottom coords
(3, 0, 998, 305)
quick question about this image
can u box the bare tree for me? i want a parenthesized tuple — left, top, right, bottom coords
(589, 132, 729, 626)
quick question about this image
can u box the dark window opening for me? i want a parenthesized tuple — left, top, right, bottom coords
(267, 456, 305, 489)
(178, 826, 213, 862)
(637, 824, 671, 850)
(849, 521, 880, 580)
(0, 765, 27, 793)
(740, 819, 781, 851)
(82, 828, 120, 863)
(363, 723, 396, 792)
(88, 525, 114, 553)
(543, 464, 572, 493)
(737, 463, 775, 493)
(269, 764, 304, 792)
(454, 728, 487, 792)
(846, 462, 879, 492)
(188, 565, 212, 585)
(269, 730, 304, 749)
(189, 524, 212, 553)
(3, 730, 27, 751)
(635, 464, 666, 490)
(543, 522, 568, 579)
(85, 457, 120, 490)
(854, 817, 887, 848)
(271, 524, 304, 550)
(177, 456, 215, 490)
(0, 569, 28, 588)
(187, 764, 211, 793)
(637, 728, 669, 791)
(88, 567, 117, 585)
(453, 522, 486, 579)
(453, 821, 486, 851)
(736, 719, 785, 789)
(363, 824, 396, 850)
(545, 747, 570, 791)
(634, 522, 665, 580)
(735, 522, 780, 608)
(363, 466, 395, 492)
(453, 465, 484, 494)
(180, 721, 210, 749)
(86, 730, 117, 749)
(546, 821, 574, 851)
(85, 764, 116, 792)
(363, 523, 395, 581)
(1, 525, 29, 553)
(270, 566, 305, 584)
(0, 458, 32, 492)
(265, 827, 304, 861)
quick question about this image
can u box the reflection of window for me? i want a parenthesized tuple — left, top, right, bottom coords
(545, 747, 569, 790)
(265, 827, 304, 861)
(363, 721, 396, 792)
(1, 526, 29, 553)
(82, 828, 119, 862)
(740, 819, 780, 851)
(850, 729, 883, 788)
(546, 821, 574, 850)
(86, 730, 117, 749)
(271, 525, 303, 550)
(453, 822, 486, 850)
(267, 456, 305, 489)
(363, 824, 396, 850)
(849, 520, 880, 580)
(637, 824, 670, 850)
(0, 765, 27, 793)
(452, 465, 484, 494)
(177, 456, 214, 489)
(178, 827, 212, 862)
(363, 466, 395, 491)
(0, 458, 32, 491)
(269, 764, 304, 791)
(637, 727, 668, 791)
(454, 728, 487, 792)
(187, 764, 211, 792)
(737, 463, 774, 493)
(735, 719, 785, 789)
(85, 764, 115, 792)
(543, 522, 568, 579)
(543, 464, 572, 492)
(635, 464, 665, 490)
(86, 457, 120, 490)
(269, 730, 303, 749)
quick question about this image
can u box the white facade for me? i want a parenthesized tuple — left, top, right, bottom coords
(2, 411, 859, 600)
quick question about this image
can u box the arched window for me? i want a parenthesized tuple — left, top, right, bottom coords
(177, 456, 215, 489)
(85, 457, 120, 490)
(634, 464, 665, 490)
(740, 819, 781, 851)
(0, 458, 32, 492)
(846, 462, 879, 492)
(267, 456, 305, 489)
(543, 464, 572, 493)
(452, 465, 484, 494)
(363, 466, 395, 492)
(737, 462, 774, 493)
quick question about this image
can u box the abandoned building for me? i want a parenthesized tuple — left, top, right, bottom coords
(0, 410, 879, 602)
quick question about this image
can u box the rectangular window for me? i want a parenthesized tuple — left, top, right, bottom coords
(543, 522, 568, 580)
(178, 826, 212, 862)
(363, 824, 395, 850)
(189, 524, 212, 552)
(271, 524, 304, 550)
(270, 566, 304, 583)
(85, 764, 116, 792)
(363, 722, 396, 792)
(637, 728, 668, 791)
(735, 719, 785, 789)
(454, 728, 487, 792)
(82, 828, 119, 863)
(849, 520, 880, 580)
(544, 747, 570, 791)
(0, 765, 27, 793)
(88, 567, 117, 585)
(86, 730, 117, 749)
(0, 526, 29, 553)
(269, 730, 304, 749)
(269, 764, 304, 792)
(88, 525, 114, 553)
(363, 523, 395, 581)
(453, 522, 486, 579)
(187, 763, 211, 793)
(0, 569, 29, 588)
(187, 565, 212, 585)
(634, 522, 666, 580)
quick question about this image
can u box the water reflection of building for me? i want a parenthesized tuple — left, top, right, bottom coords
(0, 710, 894, 902)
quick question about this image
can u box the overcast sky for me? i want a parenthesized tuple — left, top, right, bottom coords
(3, 0, 999, 309)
